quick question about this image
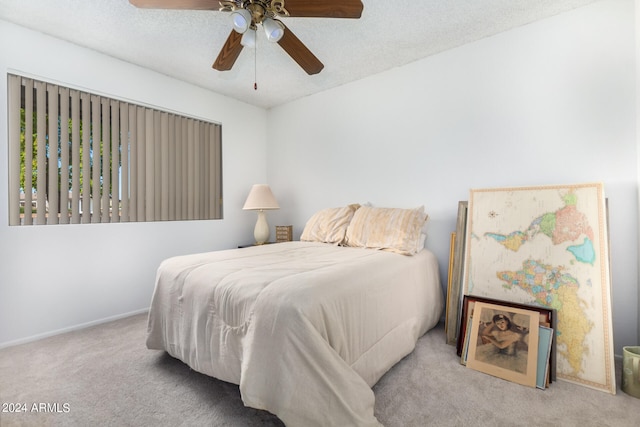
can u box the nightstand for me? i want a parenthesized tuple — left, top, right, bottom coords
(238, 242, 276, 248)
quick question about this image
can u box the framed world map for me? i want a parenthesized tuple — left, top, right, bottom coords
(462, 183, 615, 394)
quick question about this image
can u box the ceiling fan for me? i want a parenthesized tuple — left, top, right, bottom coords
(129, 0, 364, 75)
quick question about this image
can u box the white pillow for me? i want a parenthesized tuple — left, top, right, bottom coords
(345, 206, 428, 255)
(300, 204, 360, 245)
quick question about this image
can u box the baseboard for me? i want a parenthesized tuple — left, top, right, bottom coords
(0, 308, 149, 350)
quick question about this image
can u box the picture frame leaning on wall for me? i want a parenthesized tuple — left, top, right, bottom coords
(445, 201, 468, 345)
(462, 183, 614, 394)
(457, 295, 556, 383)
(466, 301, 540, 388)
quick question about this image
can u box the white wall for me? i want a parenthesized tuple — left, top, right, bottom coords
(0, 21, 268, 347)
(266, 0, 638, 355)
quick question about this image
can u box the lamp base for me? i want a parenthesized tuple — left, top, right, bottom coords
(253, 210, 270, 245)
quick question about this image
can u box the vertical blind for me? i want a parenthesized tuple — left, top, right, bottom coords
(7, 74, 223, 226)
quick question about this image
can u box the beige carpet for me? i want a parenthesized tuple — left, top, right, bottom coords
(1, 313, 639, 426)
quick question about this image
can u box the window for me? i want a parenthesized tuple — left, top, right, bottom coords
(7, 74, 223, 226)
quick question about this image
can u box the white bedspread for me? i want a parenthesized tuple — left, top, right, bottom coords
(146, 241, 443, 426)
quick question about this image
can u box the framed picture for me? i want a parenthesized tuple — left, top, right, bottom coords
(444, 232, 456, 341)
(445, 201, 468, 345)
(457, 295, 556, 382)
(466, 301, 540, 388)
(462, 183, 615, 393)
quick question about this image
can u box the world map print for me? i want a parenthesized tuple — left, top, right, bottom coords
(463, 183, 615, 393)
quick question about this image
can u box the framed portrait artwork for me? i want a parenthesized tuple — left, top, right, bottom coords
(457, 295, 556, 383)
(466, 301, 540, 388)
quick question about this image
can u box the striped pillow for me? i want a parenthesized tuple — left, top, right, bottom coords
(300, 204, 360, 245)
(345, 206, 428, 255)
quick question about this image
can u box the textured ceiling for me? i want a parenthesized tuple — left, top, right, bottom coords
(0, 0, 600, 109)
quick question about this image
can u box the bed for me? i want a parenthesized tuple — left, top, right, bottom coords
(146, 205, 444, 426)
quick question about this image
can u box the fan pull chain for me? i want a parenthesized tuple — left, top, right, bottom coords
(254, 36, 258, 91)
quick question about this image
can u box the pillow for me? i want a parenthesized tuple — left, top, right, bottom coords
(345, 206, 428, 255)
(415, 232, 427, 253)
(300, 204, 360, 245)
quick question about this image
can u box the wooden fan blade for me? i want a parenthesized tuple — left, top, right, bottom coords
(129, 0, 219, 10)
(213, 30, 244, 71)
(283, 0, 363, 18)
(277, 25, 324, 75)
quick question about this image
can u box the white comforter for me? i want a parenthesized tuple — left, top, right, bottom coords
(146, 241, 443, 426)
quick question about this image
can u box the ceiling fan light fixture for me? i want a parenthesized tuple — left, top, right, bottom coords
(241, 28, 256, 47)
(263, 17, 284, 42)
(231, 8, 252, 33)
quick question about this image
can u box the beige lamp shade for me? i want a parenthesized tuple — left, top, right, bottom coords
(243, 184, 279, 210)
(243, 184, 279, 244)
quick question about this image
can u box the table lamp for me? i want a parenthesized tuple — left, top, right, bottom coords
(242, 184, 279, 244)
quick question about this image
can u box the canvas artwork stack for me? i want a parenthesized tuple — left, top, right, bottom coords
(446, 183, 615, 393)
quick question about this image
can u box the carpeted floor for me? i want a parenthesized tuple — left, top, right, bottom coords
(0, 313, 639, 426)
